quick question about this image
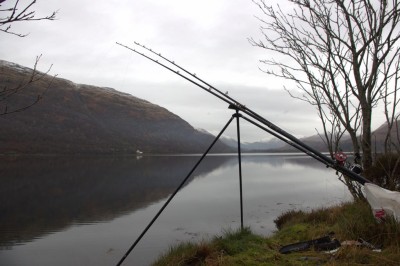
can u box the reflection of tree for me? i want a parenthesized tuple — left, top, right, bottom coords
(0, 156, 230, 248)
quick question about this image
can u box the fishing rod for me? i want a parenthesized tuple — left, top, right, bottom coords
(120, 42, 337, 165)
(116, 42, 329, 165)
(117, 42, 370, 185)
(237, 112, 329, 165)
(116, 42, 232, 107)
(129, 41, 246, 109)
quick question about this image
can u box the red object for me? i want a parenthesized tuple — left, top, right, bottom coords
(335, 152, 347, 165)
(374, 209, 386, 221)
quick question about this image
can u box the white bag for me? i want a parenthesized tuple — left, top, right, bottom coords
(364, 183, 400, 221)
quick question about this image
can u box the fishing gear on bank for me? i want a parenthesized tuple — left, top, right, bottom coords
(116, 41, 369, 185)
(114, 41, 374, 265)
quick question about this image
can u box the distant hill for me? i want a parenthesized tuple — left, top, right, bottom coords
(368, 121, 400, 152)
(220, 136, 286, 151)
(0, 60, 231, 154)
(266, 123, 400, 153)
(272, 134, 335, 152)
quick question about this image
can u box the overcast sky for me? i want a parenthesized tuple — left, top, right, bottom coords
(1, 0, 386, 142)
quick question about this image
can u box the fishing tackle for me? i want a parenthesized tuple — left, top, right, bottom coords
(116, 41, 369, 185)
(115, 42, 371, 265)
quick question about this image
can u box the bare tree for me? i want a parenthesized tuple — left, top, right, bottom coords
(0, 55, 56, 115)
(250, 0, 400, 170)
(0, 0, 57, 37)
(382, 54, 400, 153)
(0, 0, 57, 114)
(316, 107, 348, 158)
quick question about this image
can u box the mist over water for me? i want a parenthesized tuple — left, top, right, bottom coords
(0, 154, 351, 265)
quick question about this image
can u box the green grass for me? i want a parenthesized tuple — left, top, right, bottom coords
(154, 227, 286, 266)
(153, 200, 400, 265)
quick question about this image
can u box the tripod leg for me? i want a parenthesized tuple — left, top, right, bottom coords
(116, 115, 235, 266)
(235, 111, 244, 230)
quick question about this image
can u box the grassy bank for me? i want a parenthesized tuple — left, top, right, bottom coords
(153, 200, 400, 265)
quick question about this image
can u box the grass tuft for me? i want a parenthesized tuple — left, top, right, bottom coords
(153, 201, 400, 265)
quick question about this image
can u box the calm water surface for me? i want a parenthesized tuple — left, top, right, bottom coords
(0, 154, 351, 265)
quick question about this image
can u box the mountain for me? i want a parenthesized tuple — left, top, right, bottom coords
(268, 123, 400, 153)
(367, 121, 400, 152)
(0, 60, 231, 154)
(220, 136, 286, 151)
(273, 134, 333, 152)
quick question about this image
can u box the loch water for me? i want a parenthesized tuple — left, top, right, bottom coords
(0, 154, 351, 265)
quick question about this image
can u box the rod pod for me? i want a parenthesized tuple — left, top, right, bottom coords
(117, 42, 370, 185)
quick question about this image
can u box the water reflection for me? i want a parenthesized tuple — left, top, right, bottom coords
(0, 154, 351, 266)
(0, 155, 229, 248)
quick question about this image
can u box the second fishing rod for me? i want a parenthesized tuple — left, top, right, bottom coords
(117, 42, 370, 185)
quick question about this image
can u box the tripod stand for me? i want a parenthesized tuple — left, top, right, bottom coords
(117, 105, 248, 266)
(115, 41, 371, 265)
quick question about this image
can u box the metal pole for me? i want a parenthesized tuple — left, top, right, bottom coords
(116, 115, 235, 266)
(118, 42, 370, 185)
(234, 111, 244, 230)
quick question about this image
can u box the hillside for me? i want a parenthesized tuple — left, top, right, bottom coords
(220, 136, 286, 151)
(268, 123, 400, 153)
(0, 60, 231, 154)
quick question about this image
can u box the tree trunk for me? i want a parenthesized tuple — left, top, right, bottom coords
(361, 105, 373, 169)
(348, 129, 360, 154)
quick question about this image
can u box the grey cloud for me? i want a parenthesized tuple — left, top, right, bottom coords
(0, 0, 327, 142)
